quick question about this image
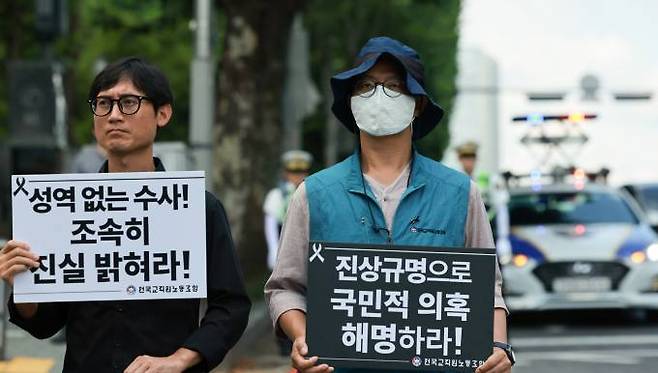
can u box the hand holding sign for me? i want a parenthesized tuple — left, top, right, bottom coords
(475, 348, 511, 373)
(291, 336, 334, 373)
(0, 240, 40, 286)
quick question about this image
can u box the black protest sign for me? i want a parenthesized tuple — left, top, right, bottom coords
(307, 242, 496, 372)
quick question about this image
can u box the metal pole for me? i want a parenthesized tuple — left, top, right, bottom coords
(52, 62, 67, 150)
(190, 0, 214, 191)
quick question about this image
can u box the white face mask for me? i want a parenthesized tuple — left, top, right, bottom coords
(351, 86, 416, 137)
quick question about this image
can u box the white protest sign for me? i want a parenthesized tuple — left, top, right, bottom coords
(11, 171, 207, 303)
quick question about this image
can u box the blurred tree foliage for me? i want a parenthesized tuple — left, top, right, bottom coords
(0, 1, 36, 140)
(61, 0, 203, 145)
(1, 0, 459, 156)
(304, 0, 461, 162)
(0, 0, 218, 146)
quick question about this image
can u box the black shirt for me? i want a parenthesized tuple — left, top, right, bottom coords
(8, 158, 251, 372)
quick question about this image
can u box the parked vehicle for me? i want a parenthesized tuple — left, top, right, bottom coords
(501, 183, 658, 312)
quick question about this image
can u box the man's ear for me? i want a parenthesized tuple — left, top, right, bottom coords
(156, 104, 173, 128)
(414, 96, 427, 117)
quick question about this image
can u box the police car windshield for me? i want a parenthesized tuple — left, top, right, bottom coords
(637, 186, 658, 211)
(509, 191, 639, 226)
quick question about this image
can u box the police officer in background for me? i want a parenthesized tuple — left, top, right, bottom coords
(456, 142, 513, 267)
(263, 150, 312, 358)
(263, 150, 313, 271)
(456, 141, 491, 190)
(456, 141, 495, 211)
(456, 141, 478, 177)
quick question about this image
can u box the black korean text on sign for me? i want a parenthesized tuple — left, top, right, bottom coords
(94, 250, 190, 283)
(71, 217, 150, 246)
(82, 185, 129, 212)
(28, 186, 76, 213)
(307, 242, 496, 372)
(17, 182, 190, 215)
(134, 184, 189, 211)
(31, 253, 57, 284)
(28, 250, 192, 284)
(71, 219, 97, 244)
(124, 251, 151, 281)
(153, 250, 190, 280)
(138, 284, 199, 294)
(96, 252, 122, 282)
(59, 253, 85, 284)
(98, 218, 123, 245)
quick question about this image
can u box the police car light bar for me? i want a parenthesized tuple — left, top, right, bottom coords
(512, 113, 597, 123)
(501, 167, 610, 188)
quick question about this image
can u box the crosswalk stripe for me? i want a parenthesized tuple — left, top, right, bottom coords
(515, 348, 658, 367)
(512, 334, 658, 348)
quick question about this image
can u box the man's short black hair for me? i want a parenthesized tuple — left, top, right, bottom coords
(88, 57, 174, 112)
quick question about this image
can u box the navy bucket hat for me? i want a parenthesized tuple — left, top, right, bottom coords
(330, 36, 445, 140)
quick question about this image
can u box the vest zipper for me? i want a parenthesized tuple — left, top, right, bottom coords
(388, 185, 423, 243)
(361, 191, 391, 243)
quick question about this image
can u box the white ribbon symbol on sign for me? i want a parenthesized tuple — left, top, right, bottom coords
(309, 243, 324, 263)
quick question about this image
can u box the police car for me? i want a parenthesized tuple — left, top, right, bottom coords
(500, 183, 658, 312)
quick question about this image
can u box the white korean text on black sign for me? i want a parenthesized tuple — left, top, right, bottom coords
(307, 242, 496, 372)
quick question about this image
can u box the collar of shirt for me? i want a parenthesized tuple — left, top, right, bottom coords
(98, 157, 166, 173)
(363, 162, 410, 199)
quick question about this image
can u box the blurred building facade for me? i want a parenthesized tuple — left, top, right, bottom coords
(445, 48, 500, 176)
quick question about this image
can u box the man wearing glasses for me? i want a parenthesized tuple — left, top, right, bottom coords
(0, 57, 251, 373)
(265, 37, 513, 373)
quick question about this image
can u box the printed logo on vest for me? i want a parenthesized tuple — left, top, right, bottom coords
(409, 217, 447, 235)
(410, 226, 447, 235)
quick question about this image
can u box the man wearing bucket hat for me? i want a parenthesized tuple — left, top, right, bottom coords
(265, 37, 511, 373)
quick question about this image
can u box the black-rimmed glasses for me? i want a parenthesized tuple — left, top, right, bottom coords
(353, 79, 406, 98)
(88, 95, 151, 117)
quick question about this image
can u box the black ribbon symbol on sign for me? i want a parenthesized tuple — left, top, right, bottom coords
(309, 243, 324, 263)
(13, 177, 28, 197)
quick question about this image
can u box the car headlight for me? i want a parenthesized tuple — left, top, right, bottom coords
(631, 251, 647, 264)
(512, 254, 529, 267)
(647, 243, 658, 261)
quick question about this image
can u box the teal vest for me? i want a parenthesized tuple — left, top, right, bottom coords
(306, 151, 470, 247)
(305, 152, 470, 373)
